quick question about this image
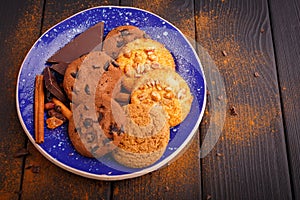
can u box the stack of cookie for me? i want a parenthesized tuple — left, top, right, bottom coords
(44, 23, 193, 168)
(106, 27, 193, 168)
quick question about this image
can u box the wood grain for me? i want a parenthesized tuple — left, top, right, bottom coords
(268, 0, 300, 198)
(195, 0, 292, 199)
(113, 0, 201, 199)
(22, 142, 111, 200)
(20, 1, 119, 199)
(0, 0, 44, 199)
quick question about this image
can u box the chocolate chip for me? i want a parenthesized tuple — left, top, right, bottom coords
(103, 61, 110, 71)
(92, 65, 100, 69)
(120, 125, 124, 134)
(110, 123, 119, 133)
(112, 52, 117, 58)
(111, 60, 120, 68)
(120, 29, 130, 36)
(98, 112, 104, 122)
(102, 137, 111, 145)
(83, 118, 93, 128)
(71, 71, 78, 78)
(116, 40, 124, 48)
(85, 84, 91, 95)
(86, 132, 96, 143)
(91, 145, 100, 153)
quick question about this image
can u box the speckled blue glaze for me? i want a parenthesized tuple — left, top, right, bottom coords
(17, 6, 206, 180)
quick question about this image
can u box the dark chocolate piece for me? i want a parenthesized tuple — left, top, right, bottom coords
(50, 62, 69, 75)
(43, 67, 67, 103)
(47, 22, 104, 63)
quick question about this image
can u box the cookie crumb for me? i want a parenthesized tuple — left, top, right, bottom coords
(25, 164, 33, 169)
(14, 148, 29, 158)
(260, 28, 265, 33)
(207, 194, 212, 200)
(206, 90, 210, 96)
(216, 152, 223, 157)
(221, 50, 227, 56)
(254, 72, 260, 77)
(217, 95, 223, 101)
(229, 106, 238, 116)
(165, 186, 170, 191)
(31, 165, 41, 173)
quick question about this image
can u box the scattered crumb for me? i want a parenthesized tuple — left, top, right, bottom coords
(229, 106, 238, 116)
(221, 50, 227, 56)
(216, 153, 223, 157)
(31, 165, 41, 173)
(13, 148, 29, 158)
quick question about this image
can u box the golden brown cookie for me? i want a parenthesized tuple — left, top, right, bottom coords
(116, 38, 176, 91)
(102, 25, 148, 59)
(112, 104, 170, 168)
(130, 69, 193, 127)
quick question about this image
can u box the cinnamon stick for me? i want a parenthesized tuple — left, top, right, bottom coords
(34, 75, 45, 144)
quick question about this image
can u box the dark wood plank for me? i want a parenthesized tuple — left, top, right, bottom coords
(0, 0, 44, 199)
(21, 1, 119, 199)
(195, 0, 292, 199)
(41, 0, 118, 33)
(269, 0, 300, 198)
(22, 142, 111, 200)
(113, 0, 201, 199)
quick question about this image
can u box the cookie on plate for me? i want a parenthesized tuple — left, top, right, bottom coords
(102, 25, 149, 59)
(112, 103, 170, 168)
(116, 38, 175, 91)
(130, 69, 193, 127)
(63, 51, 114, 102)
(69, 102, 124, 158)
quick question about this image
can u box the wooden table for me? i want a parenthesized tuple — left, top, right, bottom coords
(1, 0, 299, 199)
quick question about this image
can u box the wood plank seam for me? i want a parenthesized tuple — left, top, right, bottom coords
(19, 1, 46, 200)
(266, 0, 295, 199)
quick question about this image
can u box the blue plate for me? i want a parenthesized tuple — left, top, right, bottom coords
(16, 6, 206, 180)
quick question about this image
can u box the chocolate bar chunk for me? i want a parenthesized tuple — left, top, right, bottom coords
(47, 22, 104, 63)
(50, 62, 69, 75)
(43, 67, 67, 103)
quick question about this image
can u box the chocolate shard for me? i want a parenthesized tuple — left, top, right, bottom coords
(43, 67, 67, 103)
(50, 62, 69, 75)
(47, 21, 104, 63)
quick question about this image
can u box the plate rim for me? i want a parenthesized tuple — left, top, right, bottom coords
(15, 5, 207, 181)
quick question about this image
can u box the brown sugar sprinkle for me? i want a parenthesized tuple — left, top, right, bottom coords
(193, 5, 281, 146)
